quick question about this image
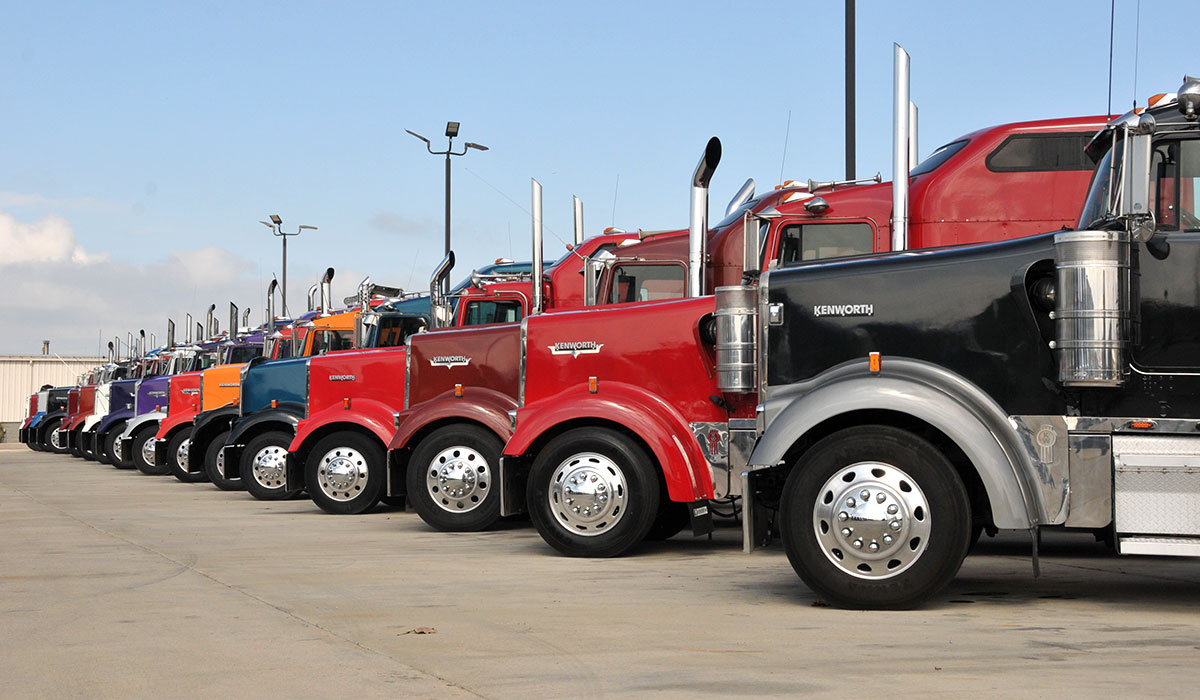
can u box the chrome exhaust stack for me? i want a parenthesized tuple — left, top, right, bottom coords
(167, 320, 175, 349)
(531, 179, 544, 315)
(266, 280, 278, 332)
(127, 333, 133, 361)
(205, 304, 216, 339)
(320, 267, 335, 317)
(196, 323, 204, 344)
(229, 303, 239, 342)
(307, 284, 319, 313)
(573, 195, 584, 247)
(725, 178, 756, 218)
(242, 307, 250, 329)
(139, 330, 145, 358)
(429, 252, 455, 329)
(892, 43, 910, 252)
(185, 314, 193, 344)
(107, 341, 115, 364)
(688, 137, 722, 298)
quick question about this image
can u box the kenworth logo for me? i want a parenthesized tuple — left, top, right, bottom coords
(430, 355, 471, 368)
(328, 374, 356, 381)
(181, 389, 200, 395)
(813, 304, 874, 318)
(549, 341, 603, 357)
(219, 383, 239, 388)
(148, 391, 167, 397)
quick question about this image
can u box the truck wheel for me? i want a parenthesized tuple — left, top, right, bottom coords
(132, 424, 168, 475)
(81, 431, 98, 460)
(205, 430, 241, 490)
(779, 425, 971, 610)
(406, 424, 503, 530)
(242, 431, 300, 501)
(45, 419, 68, 454)
(527, 427, 659, 558)
(307, 432, 386, 514)
(70, 428, 85, 458)
(104, 425, 133, 469)
(168, 430, 206, 483)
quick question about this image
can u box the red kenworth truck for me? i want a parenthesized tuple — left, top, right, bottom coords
(384, 112, 1108, 539)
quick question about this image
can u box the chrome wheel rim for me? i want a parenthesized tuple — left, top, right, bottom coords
(216, 445, 227, 478)
(50, 429, 65, 451)
(426, 445, 490, 513)
(177, 439, 191, 471)
(812, 461, 931, 580)
(250, 444, 287, 489)
(316, 446, 369, 502)
(140, 436, 156, 466)
(547, 452, 627, 536)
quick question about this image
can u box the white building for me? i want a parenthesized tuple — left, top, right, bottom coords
(0, 355, 105, 438)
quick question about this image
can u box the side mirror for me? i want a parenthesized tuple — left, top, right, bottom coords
(1125, 115, 1156, 243)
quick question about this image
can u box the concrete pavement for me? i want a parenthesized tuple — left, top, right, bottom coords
(2, 443, 1199, 698)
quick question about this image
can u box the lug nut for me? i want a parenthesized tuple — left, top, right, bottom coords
(837, 512, 848, 521)
(887, 504, 898, 515)
(883, 535, 894, 545)
(860, 490, 870, 500)
(852, 539, 863, 549)
(840, 527, 852, 537)
(847, 498, 857, 507)
(876, 493, 886, 503)
(868, 541, 879, 552)
(889, 519, 901, 531)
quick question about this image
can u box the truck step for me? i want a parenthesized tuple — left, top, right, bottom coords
(1118, 536, 1200, 557)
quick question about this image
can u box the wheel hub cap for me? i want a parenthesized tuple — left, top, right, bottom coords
(50, 430, 65, 450)
(548, 452, 627, 536)
(215, 445, 226, 478)
(813, 462, 931, 580)
(251, 445, 287, 488)
(141, 436, 156, 466)
(426, 445, 489, 513)
(177, 439, 191, 471)
(317, 447, 368, 502)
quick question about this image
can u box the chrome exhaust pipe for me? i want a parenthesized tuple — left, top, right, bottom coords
(267, 279, 278, 333)
(909, 100, 919, 171)
(139, 330, 145, 358)
(229, 303, 239, 341)
(573, 195, 584, 247)
(127, 332, 133, 361)
(689, 137, 722, 298)
(196, 323, 203, 344)
(205, 304, 216, 338)
(429, 252, 455, 329)
(320, 267, 335, 317)
(167, 320, 175, 349)
(531, 179, 544, 315)
(307, 283, 319, 313)
(107, 341, 115, 363)
(892, 43, 910, 252)
(185, 314, 193, 344)
(725, 178, 756, 218)
(242, 307, 250, 328)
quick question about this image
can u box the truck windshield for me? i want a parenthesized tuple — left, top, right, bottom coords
(225, 346, 264, 364)
(1077, 135, 1124, 229)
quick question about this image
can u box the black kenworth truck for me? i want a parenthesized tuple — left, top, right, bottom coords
(720, 77, 1200, 608)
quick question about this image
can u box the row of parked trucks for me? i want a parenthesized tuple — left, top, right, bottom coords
(20, 73, 1200, 608)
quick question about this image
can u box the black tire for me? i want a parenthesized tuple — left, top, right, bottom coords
(306, 432, 386, 515)
(81, 430, 99, 460)
(527, 427, 659, 558)
(44, 418, 68, 454)
(779, 425, 971, 610)
(644, 500, 690, 541)
(132, 424, 168, 475)
(380, 495, 407, 508)
(29, 436, 45, 451)
(70, 428, 85, 458)
(104, 424, 133, 469)
(405, 424, 504, 530)
(168, 429, 207, 483)
(241, 431, 301, 501)
(205, 430, 241, 490)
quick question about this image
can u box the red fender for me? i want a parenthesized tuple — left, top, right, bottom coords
(389, 387, 517, 452)
(291, 398, 396, 453)
(156, 409, 197, 441)
(506, 381, 714, 503)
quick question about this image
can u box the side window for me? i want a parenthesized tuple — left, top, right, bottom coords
(1154, 140, 1200, 231)
(373, 317, 427, 347)
(607, 264, 686, 304)
(776, 222, 874, 266)
(985, 133, 1095, 172)
(313, 330, 354, 354)
(464, 299, 523, 325)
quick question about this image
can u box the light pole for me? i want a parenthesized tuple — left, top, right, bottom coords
(406, 121, 488, 295)
(259, 214, 317, 317)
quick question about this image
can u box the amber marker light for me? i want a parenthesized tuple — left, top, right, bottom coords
(454, 384, 464, 398)
(343, 398, 351, 410)
(1128, 421, 1155, 430)
(588, 376, 598, 394)
(271, 399, 278, 408)
(868, 352, 881, 374)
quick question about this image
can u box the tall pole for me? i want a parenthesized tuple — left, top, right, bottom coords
(282, 234, 288, 317)
(845, 0, 855, 180)
(444, 149, 452, 296)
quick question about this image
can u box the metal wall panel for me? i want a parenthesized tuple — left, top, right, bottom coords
(0, 356, 105, 422)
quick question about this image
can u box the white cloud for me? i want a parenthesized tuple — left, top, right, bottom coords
(0, 210, 107, 266)
(0, 191, 127, 212)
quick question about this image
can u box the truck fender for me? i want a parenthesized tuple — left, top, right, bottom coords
(82, 414, 103, 434)
(95, 409, 133, 438)
(156, 410, 196, 441)
(36, 411, 67, 441)
(506, 382, 714, 503)
(749, 357, 1040, 529)
(389, 388, 517, 452)
(191, 406, 241, 455)
(227, 408, 300, 447)
(120, 411, 166, 441)
(291, 399, 395, 454)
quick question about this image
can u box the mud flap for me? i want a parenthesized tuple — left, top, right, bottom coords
(222, 444, 245, 479)
(284, 451, 304, 492)
(742, 470, 773, 553)
(689, 503, 714, 537)
(498, 455, 528, 517)
(154, 439, 168, 468)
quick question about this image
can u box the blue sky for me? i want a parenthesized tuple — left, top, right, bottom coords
(0, 0, 1189, 354)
